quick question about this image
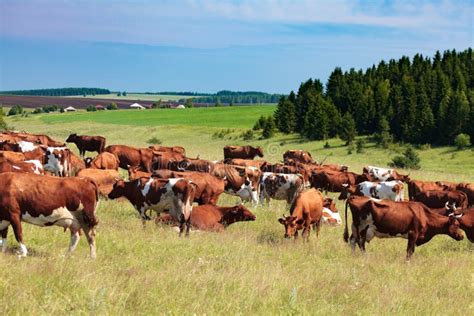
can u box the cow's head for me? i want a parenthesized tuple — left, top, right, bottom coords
(338, 183, 356, 200)
(108, 179, 127, 199)
(223, 204, 256, 224)
(65, 133, 77, 143)
(256, 147, 264, 158)
(446, 213, 464, 241)
(278, 215, 304, 238)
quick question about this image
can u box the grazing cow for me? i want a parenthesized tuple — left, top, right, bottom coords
(322, 198, 342, 225)
(156, 204, 256, 231)
(310, 170, 370, 193)
(77, 169, 121, 196)
(0, 159, 43, 174)
(455, 183, 474, 206)
(260, 172, 305, 204)
(224, 145, 264, 160)
(449, 207, 474, 242)
(283, 150, 314, 164)
(225, 158, 266, 169)
(278, 189, 324, 240)
(105, 145, 155, 172)
(108, 177, 196, 236)
(151, 169, 225, 205)
(149, 145, 186, 156)
(212, 164, 260, 204)
(407, 180, 445, 200)
(0, 151, 26, 162)
(339, 180, 405, 201)
(69, 152, 86, 175)
(344, 196, 464, 261)
(363, 165, 410, 182)
(43, 147, 71, 177)
(0, 173, 99, 257)
(84, 152, 120, 170)
(66, 134, 106, 157)
(413, 190, 468, 209)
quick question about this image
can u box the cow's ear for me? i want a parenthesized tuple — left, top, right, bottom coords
(295, 218, 305, 226)
(278, 218, 285, 225)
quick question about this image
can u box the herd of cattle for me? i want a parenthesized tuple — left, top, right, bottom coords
(0, 131, 472, 261)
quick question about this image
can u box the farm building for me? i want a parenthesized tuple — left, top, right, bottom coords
(64, 106, 76, 112)
(130, 103, 145, 110)
(175, 104, 186, 109)
(95, 105, 105, 111)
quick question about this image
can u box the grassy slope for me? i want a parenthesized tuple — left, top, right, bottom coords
(2, 109, 474, 314)
(68, 93, 198, 101)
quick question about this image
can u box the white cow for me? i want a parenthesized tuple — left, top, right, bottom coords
(340, 180, 404, 201)
(363, 165, 409, 182)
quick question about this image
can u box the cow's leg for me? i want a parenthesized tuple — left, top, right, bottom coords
(294, 230, 299, 240)
(359, 226, 368, 254)
(67, 227, 81, 255)
(302, 226, 311, 242)
(406, 231, 417, 262)
(1, 227, 8, 253)
(82, 225, 96, 259)
(350, 223, 358, 252)
(10, 214, 27, 257)
(185, 218, 191, 237)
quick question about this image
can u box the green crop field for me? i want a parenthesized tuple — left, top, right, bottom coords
(68, 93, 201, 101)
(2, 107, 474, 314)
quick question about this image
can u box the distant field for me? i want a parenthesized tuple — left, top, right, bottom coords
(69, 93, 199, 101)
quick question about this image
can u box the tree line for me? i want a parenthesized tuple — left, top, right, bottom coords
(186, 91, 282, 104)
(0, 88, 111, 97)
(274, 48, 473, 145)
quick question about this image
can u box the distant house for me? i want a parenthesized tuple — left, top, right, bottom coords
(65, 106, 76, 112)
(95, 105, 105, 111)
(175, 104, 186, 109)
(130, 103, 145, 110)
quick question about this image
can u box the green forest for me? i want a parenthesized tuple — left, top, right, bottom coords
(0, 87, 111, 96)
(274, 48, 473, 145)
(188, 91, 282, 104)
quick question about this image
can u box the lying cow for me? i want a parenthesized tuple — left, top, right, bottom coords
(84, 152, 120, 170)
(66, 134, 106, 157)
(322, 198, 342, 226)
(0, 159, 43, 175)
(77, 169, 121, 196)
(363, 165, 410, 182)
(260, 172, 305, 204)
(224, 145, 264, 160)
(338, 180, 404, 201)
(278, 188, 324, 240)
(0, 173, 99, 257)
(156, 204, 256, 231)
(413, 190, 468, 209)
(108, 177, 196, 236)
(344, 196, 464, 261)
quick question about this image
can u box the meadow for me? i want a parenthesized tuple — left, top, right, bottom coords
(2, 107, 474, 314)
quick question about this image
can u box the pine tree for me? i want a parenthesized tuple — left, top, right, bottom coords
(374, 116, 392, 148)
(339, 112, 357, 145)
(414, 80, 435, 143)
(0, 107, 7, 131)
(262, 116, 276, 139)
(274, 96, 296, 133)
(303, 95, 328, 140)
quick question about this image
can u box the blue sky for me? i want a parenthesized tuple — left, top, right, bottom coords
(0, 0, 472, 93)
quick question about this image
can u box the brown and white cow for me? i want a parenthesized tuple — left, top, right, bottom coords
(338, 180, 404, 201)
(108, 177, 196, 236)
(413, 190, 469, 209)
(224, 145, 264, 160)
(260, 162, 310, 186)
(84, 152, 120, 170)
(0, 159, 43, 175)
(283, 150, 314, 164)
(77, 169, 121, 196)
(260, 172, 305, 204)
(105, 145, 155, 172)
(156, 204, 256, 232)
(322, 198, 342, 226)
(278, 188, 324, 240)
(363, 165, 410, 182)
(0, 173, 99, 257)
(212, 164, 261, 204)
(66, 134, 106, 157)
(344, 196, 464, 261)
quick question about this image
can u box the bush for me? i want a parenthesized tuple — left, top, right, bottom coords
(262, 116, 276, 139)
(212, 129, 233, 139)
(107, 103, 118, 110)
(147, 137, 162, 145)
(324, 141, 330, 149)
(8, 105, 23, 116)
(253, 115, 266, 130)
(454, 133, 471, 150)
(356, 139, 365, 153)
(32, 107, 43, 114)
(60, 106, 65, 113)
(347, 142, 354, 155)
(86, 105, 97, 112)
(389, 145, 421, 170)
(241, 129, 254, 140)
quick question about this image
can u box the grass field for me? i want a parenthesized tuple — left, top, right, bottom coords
(69, 93, 200, 101)
(2, 107, 474, 314)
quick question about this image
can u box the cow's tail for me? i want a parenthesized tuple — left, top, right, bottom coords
(343, 198, 349, 243)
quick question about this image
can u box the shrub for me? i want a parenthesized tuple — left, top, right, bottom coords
(241, 129, 254, 140)
(8, 105, 23, 116)
(339, 112, 356, 145)
(86, 105, 97, 112)
(347, 142, 354, 155)
(60, 106, 65, 113)
(253, 115, 266, 130)
(32, 107, 43, 114)
(107, 103, 118, 110)
(324, 141, 330, 149)
(454, 133, 471, 150)
(356, 139, 365, 153)
(262, 116, 276, 139)
(389, 145, 421, 170)
(147, 137, 162, 145)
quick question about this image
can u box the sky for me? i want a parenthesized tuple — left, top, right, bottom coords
(0, 0, 473, 93)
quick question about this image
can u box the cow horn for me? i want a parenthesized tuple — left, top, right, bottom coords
(444, 201, 450, 209)
(454, 213, 463, 218)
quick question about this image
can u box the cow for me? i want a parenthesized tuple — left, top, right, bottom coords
(77, 169, 121, 196)
(0, 159, 43, 175)
(0, 131, 64, 147)
(283, 150, 314, 164)
(149, 145, 186, 156)
(278, 188, 324, 240)
(407, 180, 446, 200)
(363, 165, 410, 182)
(224, 158, 266, 169)
(105, 145, 155, 172)
(0, 173, 99, 257)
(166, 158, 215, 173)
(322, 198, 342, 226)
(69, 152, 86, 175)
(310, 170, 370, 193)
(0, 151, 26, 162)
(108, 177, 196, 236)
(224, 145, 264, 160)
(435, 181, 458, 191)
(43, 147, 72, 177)
(413, 190, 469, 209)
(260, 162, 310, 185)
(212, 164, 260, 204)
(339, 180, 405, 201)
(66, 134, 106, 157)
(447, 206, 474, 242)
(155, 204, 256, 232)
(84, 152, 120, 170)
(455, 183, 474, 206)
(260, 172, 305, 204)
(343, 196, 464, 261)
(151, 169, 225, 205)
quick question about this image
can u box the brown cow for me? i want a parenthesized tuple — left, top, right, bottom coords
(166, 158, 215, 173)
(156, 204, 256, 231)
(0, 150, 26, 162)
(344, 196, 464, 261)
(310, 170, 370, 192)
(149, 145, 186, 156)
(0, 173, 99, 257)
(451, 207, 474, 242)
(108, 177, 196, 236)
(105, 145, 155, 172)
(278, 189, 324, 240)
(77, 169, 121, 196)
(70, 152, 86, 175)
(225, 158, 266, 168)
(84, 152, 120, 170)
(407, 180, 446, 200)
(413, 190, 468, 209)
(0, 159, 44, 174)
(0, 131, 64, 147)
(283, 150, 314, 164)
(66, 134, 106, 157)
(224, 145, 264, 160)
(455, 183, 474, 206)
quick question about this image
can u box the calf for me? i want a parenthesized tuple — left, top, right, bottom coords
(261, 162, 310, 186)
(66, 134, 106, 157)
(0, 159, 43, 175)
(260, 172, 305, 204)
(84, 152, 120, 170)
(77, 169, 121, 196)
(224, 145, 263, 160)
(414, 190, 468, 209)
(0, 173, 99, 257)
(156, 204, 256, 231)
(108, 177, 196, 236)
(278, 189, 324, 240)
(363, 165, 410, 182)
(339, 180, 404, 201)
(344, 196, 464, 261)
